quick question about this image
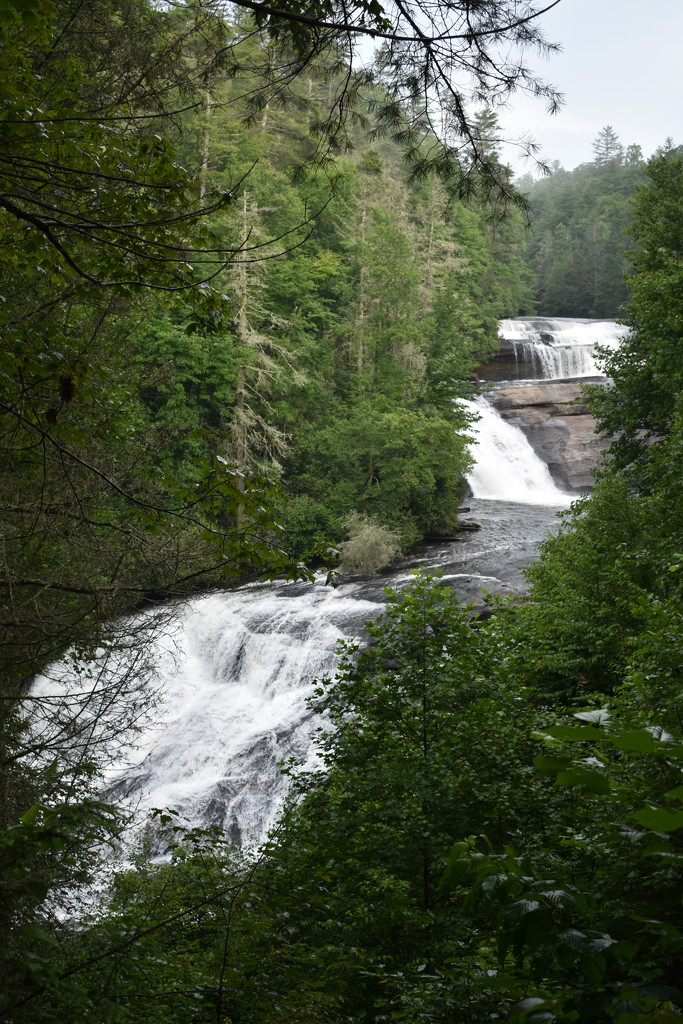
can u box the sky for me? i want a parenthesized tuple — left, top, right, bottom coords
(499, 0, 683, 174)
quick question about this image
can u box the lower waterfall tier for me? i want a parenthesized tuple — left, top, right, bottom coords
(30, 498, 562, 851)
(461, 396, 571, 504)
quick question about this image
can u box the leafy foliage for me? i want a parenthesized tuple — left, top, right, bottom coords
(446, 710, 683, 1023)
(338, 512, 401, 573)
(510, 150, 683, 717)
(218, 0, 562, 202)
(589, 152, 683, 464)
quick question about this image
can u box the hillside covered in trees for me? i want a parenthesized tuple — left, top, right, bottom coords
(2, 0, 683, 1022)
(518, 126, 681, 319)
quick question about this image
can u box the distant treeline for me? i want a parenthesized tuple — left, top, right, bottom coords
(518, 125, 683, 319)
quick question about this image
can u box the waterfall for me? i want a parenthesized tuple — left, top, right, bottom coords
(30, 584, 383, 850)
(29, 318, 596, 854)
(498, 317, 629, 380)
(462, 397, 571, 505)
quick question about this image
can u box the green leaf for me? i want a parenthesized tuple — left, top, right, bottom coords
(582, 953, 607, 983)
(25, 879, 49, 901)
(533, 754, 572, 776)
(542, 725, 606, 742)
(506, 898, 542, 920)
(643, 840, 674, 856)
(638, 984, 683, 1005)
(445, 856, 470, 886)
(556, 767, 611, 793)
(538, 889, 575, 908)
(512, 997, 553, 1014)
(574, 709, 611, 726)
(20, 923, 59, 947)
(611, 730, 659, 752)
(631, 806, 683, 832)
(20, 804, 41, 825)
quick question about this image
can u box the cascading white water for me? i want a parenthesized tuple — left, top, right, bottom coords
(498, 317, 629, 380)
(30, 584, 383, 850)
(462, 397, 570, 505)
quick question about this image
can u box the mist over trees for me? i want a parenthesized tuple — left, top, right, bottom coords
(2, 0, 683, 1021)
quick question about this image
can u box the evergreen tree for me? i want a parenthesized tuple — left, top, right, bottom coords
(590, 152, 683, 461)
(592, 124, 624, 166)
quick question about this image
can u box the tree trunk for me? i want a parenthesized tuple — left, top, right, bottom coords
(234, 193, 250, 525)
(199, 90, 212, 201)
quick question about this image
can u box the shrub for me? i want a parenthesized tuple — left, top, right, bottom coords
(339, 513, 401, 574)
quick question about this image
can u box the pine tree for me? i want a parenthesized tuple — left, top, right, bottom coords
(592, 124, 624, 166)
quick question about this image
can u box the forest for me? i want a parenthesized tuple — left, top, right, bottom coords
(1, 0, 683, 1021)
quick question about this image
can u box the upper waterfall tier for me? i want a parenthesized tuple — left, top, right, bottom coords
(486, 317, 630, 381)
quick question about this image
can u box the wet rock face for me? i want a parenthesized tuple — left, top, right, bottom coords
(488, 381, 608, 492)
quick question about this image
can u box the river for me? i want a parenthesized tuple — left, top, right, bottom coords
(29, 317, 624, 850)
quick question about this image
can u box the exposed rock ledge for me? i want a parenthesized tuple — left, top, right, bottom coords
(487, 380, 608, 492)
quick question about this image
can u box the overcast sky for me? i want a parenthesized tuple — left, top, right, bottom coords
(499, 0, 683, 175)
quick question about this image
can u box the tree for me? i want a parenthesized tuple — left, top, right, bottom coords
(2, 0, 564, 288)
(520, 134, 648, 318)
(0, 0, 566, 626)
(511, 152, 683, 708)
(589, 153, 683, 465)
(0, 6, 314, 1014)
(440, 704, 683, 1023)
(0, 1, 565, 1014)
(0, 574, 548, 1024)
(247, 573, 555, 1024)
(592, 125, 624, 166)
(229, 191, 305, 503)
(0, 0, 243, 293)
(217, 0, 562, 201)
(508, 476, 659, 697)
